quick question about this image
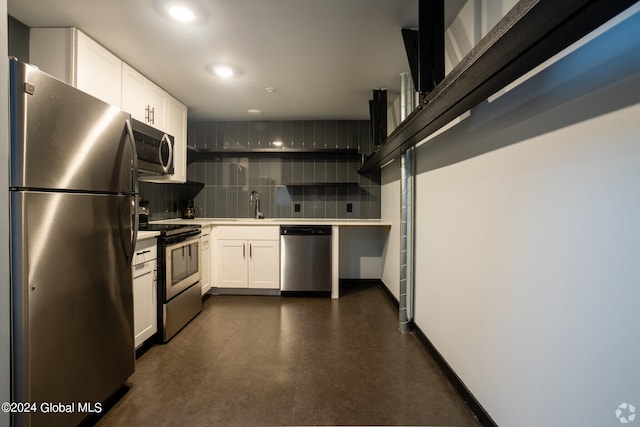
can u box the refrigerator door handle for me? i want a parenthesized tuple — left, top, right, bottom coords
(160, 133, 173, 174)
(126, 119, 139, 260)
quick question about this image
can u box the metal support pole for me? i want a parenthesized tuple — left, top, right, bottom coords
(399, 72, 416, 332)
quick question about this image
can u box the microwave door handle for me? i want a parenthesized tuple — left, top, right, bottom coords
(125, 119, 139, 261)
(160, 134, 173, 174)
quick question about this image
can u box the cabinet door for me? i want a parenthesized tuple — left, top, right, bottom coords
(165, 96, 187, 182)
(122, 63, 148, 123)
(201, 234, 210, 295)
(76, 31, 122, 107)
(133, 261, 157, 348)
(147, 84, 166, 129)
(122, 63, 166, 129)
(248, 240, 280, 289)
(216, 240, 248, 288)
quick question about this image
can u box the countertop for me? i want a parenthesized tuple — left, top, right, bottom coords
(155, 218, 392, 227)
(136, 218, 390, 243)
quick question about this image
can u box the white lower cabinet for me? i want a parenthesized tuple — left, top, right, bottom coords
(201, 227, 211, 295)
(215, 226, 280, 290)
(216, 240, 248, 288)
(248, 240, 280, 289)
(132, 238, 157, 348)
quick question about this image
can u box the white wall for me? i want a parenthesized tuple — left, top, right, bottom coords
(414, 5, 640, 426)
(445, 0, 518, 74)
(338, 227, 384, 279)
(380, 160, 400, 299)
(1, 0, 12, 423)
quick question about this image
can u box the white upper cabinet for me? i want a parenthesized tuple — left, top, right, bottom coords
(165, 96, 188, 183)
(121, 63, 166, 130)
(29, 27, 122, 107)
(30, 27, 188, 184)
(75, 31, 122, 107)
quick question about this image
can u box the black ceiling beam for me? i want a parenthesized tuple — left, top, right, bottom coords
(369, 89, 388, 148)
(359, 0, 638, 173)
(402, 0, 445, 94)
(402, 29, 420, 90)
(419, 0, 445, 93)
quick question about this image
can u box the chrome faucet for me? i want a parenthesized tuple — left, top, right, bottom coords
(250, 190, 263, 219)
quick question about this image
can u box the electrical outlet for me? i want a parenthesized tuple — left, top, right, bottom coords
(346, 203, 353, 213)
(294, 203, 301, 213)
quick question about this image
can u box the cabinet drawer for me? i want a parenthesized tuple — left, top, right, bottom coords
(216, 226, 279, 240)
(133, 238, 157, 265)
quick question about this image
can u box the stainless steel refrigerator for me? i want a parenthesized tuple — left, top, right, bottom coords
(9, 59, 138, 426)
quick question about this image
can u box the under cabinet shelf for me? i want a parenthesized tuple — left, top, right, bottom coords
(187, 147, 361, 164)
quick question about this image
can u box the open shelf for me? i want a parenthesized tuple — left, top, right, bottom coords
(283, 182, 359, 187)
(188, 147, 359, 155)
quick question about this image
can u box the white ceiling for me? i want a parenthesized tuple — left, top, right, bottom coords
(8, 0, 466, 121)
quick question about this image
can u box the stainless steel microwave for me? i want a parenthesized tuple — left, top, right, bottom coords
(131, 118, 174, 175)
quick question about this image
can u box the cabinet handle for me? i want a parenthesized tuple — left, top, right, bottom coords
(243, 243, 245, 258)
(136, 249, 151, 256)
(150, 106, 155, 124)
(250, 243, 252, 258)
(145, 105, 149, 123)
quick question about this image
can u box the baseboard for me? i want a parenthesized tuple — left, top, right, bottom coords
(410, 321, 497, 427)
(377, 280, 399, 310)
(208, 288, 281, 297)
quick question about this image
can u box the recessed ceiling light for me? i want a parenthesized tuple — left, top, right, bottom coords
(168, 5, 196, 22)
(248, 109, 262, 115)
(206, 63, 242, 79)
(156, 0, 206, 23)
(213, 65, 234, 78)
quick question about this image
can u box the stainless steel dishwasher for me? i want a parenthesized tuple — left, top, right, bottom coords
(280, 225, 332, 295)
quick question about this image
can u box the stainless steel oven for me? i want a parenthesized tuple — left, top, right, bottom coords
(165, 234, 201, 300)
(141, 223, 202, 342)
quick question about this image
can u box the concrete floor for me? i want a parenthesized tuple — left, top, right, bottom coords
(95, 283, 479, 426)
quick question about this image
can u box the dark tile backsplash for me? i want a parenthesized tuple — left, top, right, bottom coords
(140, 119, 381, 220)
